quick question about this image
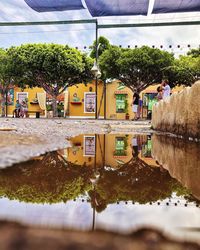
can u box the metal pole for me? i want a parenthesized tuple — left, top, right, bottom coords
(95, 20, 98, 120)
(104, 81, 106, 120)
(92, 133, 97, 231)
(5, 90, 8, 117)
(95, 77, 98, 119)
(92, 205, 95, 231)
(103, 134, 106, 166)
(0, 19, 97, 27)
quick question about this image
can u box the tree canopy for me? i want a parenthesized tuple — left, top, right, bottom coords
(168, 53, 200, 86)
(90, 36, 111, 59)
(187, 48, 200, 58)
(0, 48, 22, 116)
(99, 45, 175, 92)
(8, 43, 93, 116)
(0, 151, 190, 210)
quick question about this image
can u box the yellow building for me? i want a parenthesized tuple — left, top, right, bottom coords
(67, 80, 151, 120)
(0, 86, 46, 117)
(67, 80, 185, 120)
(67, 80, 104, 119)
(0, 81, 185, 119)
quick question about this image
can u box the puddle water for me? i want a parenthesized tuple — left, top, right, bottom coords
(0, 134, 199, 242)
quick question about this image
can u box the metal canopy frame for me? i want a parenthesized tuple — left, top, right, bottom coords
(0, 18, 199, 119)
(0, 19, 96, 27)
(0, 19, 200, 27)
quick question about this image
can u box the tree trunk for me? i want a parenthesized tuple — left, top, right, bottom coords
(0, 93, 6, 117)
(52, 97, 58, 117)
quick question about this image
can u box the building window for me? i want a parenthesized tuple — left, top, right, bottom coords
(142, 136, 152, 158)
(114, 137, 127, 156)
(84, 92, 95, 113)
(83, 136, 95, 157)
(142, 93, 157, 119)
(116, 94, 127, 113)
(17, 92, 28, 104)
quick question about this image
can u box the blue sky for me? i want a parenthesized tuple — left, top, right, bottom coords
(0, 0, 199, 57)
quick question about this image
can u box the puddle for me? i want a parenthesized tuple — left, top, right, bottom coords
(0, 134, 199, 242)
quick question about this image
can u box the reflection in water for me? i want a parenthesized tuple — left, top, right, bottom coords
(0, 134, 199, 240)
(152, 135, 200, 201)
(0, 152, 93, 204)
(0, 134, 197, 207)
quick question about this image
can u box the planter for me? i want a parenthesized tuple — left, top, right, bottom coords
(125, 113, 130, 120)
(47, 111, 53, 118)
(70, 102, 82, 105)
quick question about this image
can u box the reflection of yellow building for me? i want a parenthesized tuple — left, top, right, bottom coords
(64, 134, 158, 169)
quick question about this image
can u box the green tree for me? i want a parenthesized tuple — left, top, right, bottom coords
(0, 49, 21, 117)
(168, 54, 200, 86)
(90, 36, 111, 59)
(99, 46, 175, 92)
(9, 44, 93, 116)
(187, 48, 200, 58)
(0, 152, 92, 204)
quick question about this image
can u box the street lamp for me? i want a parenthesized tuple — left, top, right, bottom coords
(91, 61, 101, 79)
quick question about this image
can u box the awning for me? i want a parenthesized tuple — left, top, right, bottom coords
(37, 92, 46, 110)
(85, 0, 149, 17)
(24, 0, 85, 12)
(153, 0, 200, 14)
(23, 0, 200, 16)
(114, 91, 128, 95)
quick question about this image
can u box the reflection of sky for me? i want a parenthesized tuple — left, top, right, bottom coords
(0, 198, 93, 230)
(0, 197, 199, 242)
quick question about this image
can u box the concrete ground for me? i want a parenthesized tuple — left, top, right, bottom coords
(0, 118, 151, 168)
(0, 221, 199, 250)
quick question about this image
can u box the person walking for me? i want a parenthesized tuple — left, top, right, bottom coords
(131, 89, 140, 120)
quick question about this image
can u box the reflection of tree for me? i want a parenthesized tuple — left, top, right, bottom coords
(90, 156, 190, 210)
(89, 190, 107, 213)
(0, 152, 190, 209)
(0, 152, 92, 204)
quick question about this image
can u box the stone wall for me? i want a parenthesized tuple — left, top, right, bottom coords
(152, 81, 200, 138)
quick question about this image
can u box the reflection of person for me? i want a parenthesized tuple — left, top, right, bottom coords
(12, 100, 21, 118)
(131, 135, 139, 157)
(131, 89, 140, 120)
(155, 160, 167, 173)
(161, 79, 171, 99)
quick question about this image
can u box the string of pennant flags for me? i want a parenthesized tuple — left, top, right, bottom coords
(75, 44, 200, 49)
(72, 197, 200, 208)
